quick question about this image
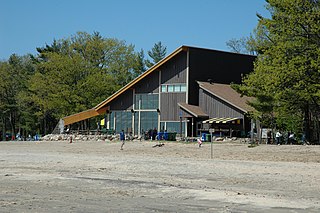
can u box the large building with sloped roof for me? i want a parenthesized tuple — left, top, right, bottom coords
(63, 46, 256, 137)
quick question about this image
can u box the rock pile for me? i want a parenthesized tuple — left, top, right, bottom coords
(41, 134, 118, 142)
(41, 134, 141, 142)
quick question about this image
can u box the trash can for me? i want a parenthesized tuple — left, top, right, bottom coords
(201, 133, 206, 142)
(163, 132, 168, 140)
(167, 132, 177, 141)
(157, 132, 164, 140)
(206, 134, 211, 142)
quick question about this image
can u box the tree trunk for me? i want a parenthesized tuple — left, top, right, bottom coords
(303, 104, 311, 143)
(1, 117, 5, 141)
(44, 113, 47, 135)
(9, 111, 15, 140)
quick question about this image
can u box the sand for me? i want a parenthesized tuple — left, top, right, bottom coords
(0, 140, 320, 212)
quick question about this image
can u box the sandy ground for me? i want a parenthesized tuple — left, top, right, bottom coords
(1, 140, 320, 213)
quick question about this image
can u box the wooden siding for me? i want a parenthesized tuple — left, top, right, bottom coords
(134, 70, 159, 94)
(160, 93, 186, 121)
(188, 47, 256, 105)
(161, 52, 187, 84)
(199, 88, 244, 119)
(109, 89, 133, 110)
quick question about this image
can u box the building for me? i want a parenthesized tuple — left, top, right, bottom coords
(63, 46, 256, 137)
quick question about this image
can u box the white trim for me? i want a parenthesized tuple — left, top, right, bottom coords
(186, 49, 189, 103)
(138, 100, 141, 137)
(132, 88, 135, 134)
(107, 114, 110, 129)
(158, 70, 161, 131)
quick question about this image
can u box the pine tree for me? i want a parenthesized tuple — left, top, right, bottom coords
(237, 0, 320, 142)
(145, 41, 167, 68)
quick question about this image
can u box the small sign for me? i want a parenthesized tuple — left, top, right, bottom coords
(209, 128, 214, 133)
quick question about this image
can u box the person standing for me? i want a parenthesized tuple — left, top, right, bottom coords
(120, 130, 125, 150)
(289, 132, 295, 144)
(275, 131, 282, 145)
(152, 128, 157, 141)
(267, 130, 272, 144)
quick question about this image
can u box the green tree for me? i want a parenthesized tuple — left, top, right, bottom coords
(145, 41, 167, 68)
(236, 0, 320, 142)
(28, 32, 139, 133)
(133, 49, 146, 76)
(0, 54, 35, 140)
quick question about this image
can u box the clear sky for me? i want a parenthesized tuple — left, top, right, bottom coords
(0, 0, 269, 60)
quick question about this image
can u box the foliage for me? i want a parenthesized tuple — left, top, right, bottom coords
(1, 32, 150, 137)
(236, 0, 320, 141)
(226, 37, 255, 55)
(145, 41, 167, 68)
(0, 54, 35, 139)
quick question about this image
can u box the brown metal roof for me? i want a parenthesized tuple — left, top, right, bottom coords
(178, 103, 209, 118)
(198, 81, 254, 113)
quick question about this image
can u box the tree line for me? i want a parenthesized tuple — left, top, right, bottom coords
(227, 0, 320, 143)
(0, 32, 167, 140)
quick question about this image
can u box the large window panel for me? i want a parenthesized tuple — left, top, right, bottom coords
(139, 111, 158, 133)
(135, 94, 159, 109)
(160, 121, 185, 134)
(114, 111, 132, 133)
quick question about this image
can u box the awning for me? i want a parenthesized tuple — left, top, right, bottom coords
(202, 117, 242, 124)
(178, 103, 209, 118)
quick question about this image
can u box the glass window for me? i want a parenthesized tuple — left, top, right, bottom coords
(174, 85, 180, 92)
(161, 85, 167, 92)
(114, 111, 132, 133)
(109, 112, 114, 130)
(135, 94, 159, 109)
(165, 122, 185, 135)
(180, 84, 186, 92)
(160, 122, 185, 134)
(161, 84, 186, 93)
(140, 111, 158, 134)
(167, 85, 174, 92)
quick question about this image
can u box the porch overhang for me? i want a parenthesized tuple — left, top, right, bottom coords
(202, 117, 242, 124)
(178, 103, 209, 118)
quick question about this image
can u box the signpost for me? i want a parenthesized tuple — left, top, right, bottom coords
(209, 128, 214, 159)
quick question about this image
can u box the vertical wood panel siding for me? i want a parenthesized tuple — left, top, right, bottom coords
(188, 47, 256, 105)
(161, 52, 187, 84)
(135, 71, 159, 94)
(160, 93, 186, 121)
(199, 89, 244, 119)
(109, 89, 133, 110)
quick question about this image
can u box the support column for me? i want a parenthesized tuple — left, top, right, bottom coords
(191, 117, 194, 138)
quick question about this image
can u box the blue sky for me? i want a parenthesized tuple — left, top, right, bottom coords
(0, 0, 269, 60)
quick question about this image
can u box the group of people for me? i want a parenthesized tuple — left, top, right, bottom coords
(274, 131, 296, 145)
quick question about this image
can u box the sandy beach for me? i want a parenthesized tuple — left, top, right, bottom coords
(1, 140, 320, 212)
